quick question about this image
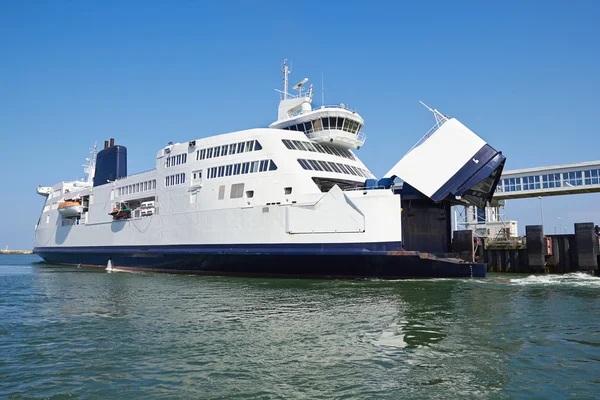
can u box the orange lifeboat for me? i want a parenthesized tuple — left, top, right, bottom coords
(58, 199, 83, 218)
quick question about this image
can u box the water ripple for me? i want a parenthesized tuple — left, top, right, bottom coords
(0, 256, 599, 399)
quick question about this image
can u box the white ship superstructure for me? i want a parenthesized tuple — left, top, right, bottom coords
(34, 62, 505, 278)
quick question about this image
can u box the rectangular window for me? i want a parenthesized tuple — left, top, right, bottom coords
(237, 142, 245, 153)
(165, 177, 169, 186)
(215, 146, 221, 157)
(259, 160, 268, 172)
(176, 175, 180, 184)
(226, 165, 233, 176)
(207, 148, 213, 158)
(181, 173, 185, 183)
(242, 162, 250, 174)
(329, 162, 342, 173)
(305, 142, 317, 152)
(250, 161, 259, 173)
(152, 180, 156, 189)
(322, 145, 334, 155)
(234, 163, 241, 175)
(322, 117, 330, 129)
(314, 143, 325, 153)
(313, 118, 322, 131)
(218, 185, 225, 200)
(308, 159, 322, 171)
(218, 166, 225, 177)
(246, 141, 254, 152)
(230, 183, 244, 199)
(318, 160, 332, 172)
(282, 139, 294, 150)
(329, 117, 336, 129)
(229, 143, 236, 154)
(298, 159, 310, 170)
(183, 153, 187, 163)
(221, 145, 228, 156)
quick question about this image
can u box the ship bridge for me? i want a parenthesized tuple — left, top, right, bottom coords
(269, 60, 366, 150)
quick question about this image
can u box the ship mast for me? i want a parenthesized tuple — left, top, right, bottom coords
(282, 59, 290, 100)
(83, 142, 97, 185)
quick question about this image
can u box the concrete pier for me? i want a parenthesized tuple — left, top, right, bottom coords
(454, 222, 600, 274)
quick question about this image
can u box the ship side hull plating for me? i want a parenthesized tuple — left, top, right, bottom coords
(34, 243, 486, 278)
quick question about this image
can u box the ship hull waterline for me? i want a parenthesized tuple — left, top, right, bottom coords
(34, 243, 486, 279)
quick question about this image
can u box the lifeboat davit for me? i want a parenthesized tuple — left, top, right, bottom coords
(58, 200, 83, 218)
(36, 186, 53, 197)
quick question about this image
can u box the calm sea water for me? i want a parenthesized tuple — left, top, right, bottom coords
(1, 255, 599, 399)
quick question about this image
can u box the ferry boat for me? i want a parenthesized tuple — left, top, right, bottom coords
(33, 61, 505, 278)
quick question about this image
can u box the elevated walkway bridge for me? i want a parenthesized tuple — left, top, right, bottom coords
(494, 160, 600, 200)
(454, 160, 600, 238)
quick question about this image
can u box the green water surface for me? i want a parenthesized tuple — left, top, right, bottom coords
(1, 255, 599, 399)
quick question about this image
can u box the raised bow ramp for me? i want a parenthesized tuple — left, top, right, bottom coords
(385, 117, 505, 208)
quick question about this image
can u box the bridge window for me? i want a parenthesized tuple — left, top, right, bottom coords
(542, 173, 561, 188)
(563, 171, 583, 186)
(584, 169, 599, 185)
(503, 177, 521, 192)
(522, 176, 540, 190)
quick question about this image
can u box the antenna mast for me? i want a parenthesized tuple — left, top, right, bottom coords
(83, 142, 97, 184)
(282, 59, 290, 100)
(321, 72, 325, 106)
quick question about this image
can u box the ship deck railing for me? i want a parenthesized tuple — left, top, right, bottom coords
(344, 185, 389, 192)
(115, 168, 156, 181)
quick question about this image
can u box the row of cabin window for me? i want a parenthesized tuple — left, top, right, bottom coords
(297, 159, 372, 178)
(166, 153, 187, 167)
(118, 180, 157, 196)
(207, 159, 277, 179)
(280, 117, 362, 135)
(196, 140, 262, 161)
(281, 139, 355, 160)
(165, 173, 186, 187)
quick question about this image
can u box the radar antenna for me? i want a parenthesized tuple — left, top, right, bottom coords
(292, 78, 309, 96)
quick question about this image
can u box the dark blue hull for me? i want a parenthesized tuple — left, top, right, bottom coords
(34, 242, 486, 279)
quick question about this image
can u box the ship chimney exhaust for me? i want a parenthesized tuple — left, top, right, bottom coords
(109, 138, 115, 147)
(104, 140, 109, 149)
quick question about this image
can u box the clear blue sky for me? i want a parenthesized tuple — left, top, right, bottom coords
(1, 0, 599, 248)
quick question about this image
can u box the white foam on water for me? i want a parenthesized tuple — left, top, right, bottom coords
(509, 272, 600, 287)
(105, 267, 144, 274)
